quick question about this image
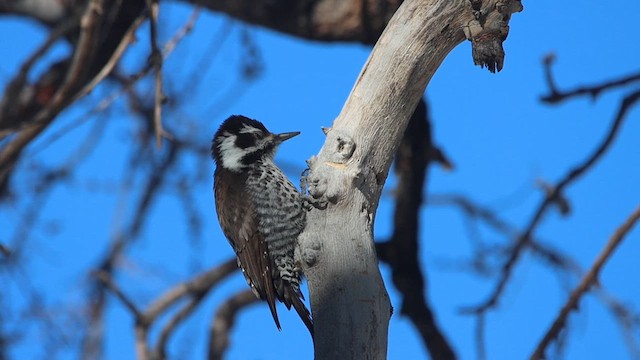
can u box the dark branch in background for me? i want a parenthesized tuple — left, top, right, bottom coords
(463, 75, 640, 316)
(95, 258, 239, 359)
(208, 290, 259, 360)
(430, 194, 640, 357)
(1, 2, 637, 360)
(0, 243, 9, 257)
(187, 0, 402, 44)
(1, 5, 238, 358)
(0, 14, 79, 131)
(94, 271, 144, 319)
(376, 99, 456, 360)
(541, 54, 640, 104)
(82, 131, 179, 358)
(145, 0, 167, 148)
(0, 0, 146, 196)
(531, 205, 640, 360)
(0, 0, 107, 179)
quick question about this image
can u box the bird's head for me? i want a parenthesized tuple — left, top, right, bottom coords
(212, 115, 300, 172)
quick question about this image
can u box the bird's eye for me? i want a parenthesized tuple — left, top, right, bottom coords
(235, 133, 255, 149)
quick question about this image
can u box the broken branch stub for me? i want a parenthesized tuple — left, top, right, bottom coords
(463, 0, 523, 72)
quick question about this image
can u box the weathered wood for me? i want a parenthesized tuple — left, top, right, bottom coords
(297, 0, 520, 358)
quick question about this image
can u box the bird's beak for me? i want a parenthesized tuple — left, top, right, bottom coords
(274, 131, 301, 143)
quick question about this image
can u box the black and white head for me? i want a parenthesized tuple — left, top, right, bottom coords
(211, 115, 300, 172)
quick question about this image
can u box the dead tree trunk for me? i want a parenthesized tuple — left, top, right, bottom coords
(297, 0, 521, 358)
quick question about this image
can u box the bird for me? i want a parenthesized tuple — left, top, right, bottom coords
(211, 115, 313, 335)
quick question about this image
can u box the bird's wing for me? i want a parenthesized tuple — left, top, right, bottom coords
(214, 170, 281, 329)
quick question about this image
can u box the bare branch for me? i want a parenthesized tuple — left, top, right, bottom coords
(94, 270, 143, 320)
(208, 290, 259, 360)
(530, 205, 640, 359)
(0, 15, 79, 132)
(431, 192, 640, 358)
(301, 0, 521, 357)
(144, 258, 238, 322)
(541, 54, 640, 104)
(145, 0, 165, 148)
(0, 243, 9, 257)
(0, 0, 107, 181)
(162, 7, 202, 57)
(596, 290, 640, 358)
(463, 89, 640, 314)
(73, 15, 146, 101)
(186, 0, 402, 44)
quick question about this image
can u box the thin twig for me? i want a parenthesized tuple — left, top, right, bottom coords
(74, 15, 146, 102)
(93, 270, 143, 320)
(0, 14, 79, 133)
(144, 258, 238, 322)
(142, 259, 237, 359)
(161, 7, 202, 57)
(134, 322, 151, 360)
(145, 0, 164, 148)
(541, 55, 640, 103)
(596, 290, 640, 358)
(0, 0, 106, 182)
(0, 243, 10, 257)
(530, 205, 640, 359)
(463, 89, 640, 314)
(32, 0, 105, 124)
(432, 193, 640, 358)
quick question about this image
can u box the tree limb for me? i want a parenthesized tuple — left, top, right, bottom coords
(541, 54, 640, 104)
(463, 89, 640, 314)
(299, 0, 519, 358)
(530, 205, 640, 360)
(185, 0, 402, 44)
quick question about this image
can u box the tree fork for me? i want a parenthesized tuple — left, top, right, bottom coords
(297, 0, 521, 358)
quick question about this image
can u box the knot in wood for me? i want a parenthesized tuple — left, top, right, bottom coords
(327, 130, 356, 164)
(305, 169, 328, 200)
(463, 0, 522, 73)
(301, 239, 321, 267)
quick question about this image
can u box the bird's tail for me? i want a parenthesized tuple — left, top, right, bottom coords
(284, 285, 314, 337)
(265, 289, 282, 331)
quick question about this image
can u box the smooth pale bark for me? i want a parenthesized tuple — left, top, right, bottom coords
(297, 0, 520, 358)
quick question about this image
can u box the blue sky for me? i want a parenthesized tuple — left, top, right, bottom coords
(1, 0, 639, 359)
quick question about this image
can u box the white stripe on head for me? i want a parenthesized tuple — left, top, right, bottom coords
(217, 133, 243, 171)
(216, 131, 261, 171)
(240, 123, 264, 135)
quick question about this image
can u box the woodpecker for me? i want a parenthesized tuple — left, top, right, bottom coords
(211, 115, 313, 335)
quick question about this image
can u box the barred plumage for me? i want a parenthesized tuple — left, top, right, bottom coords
(211, 115, 313, 335)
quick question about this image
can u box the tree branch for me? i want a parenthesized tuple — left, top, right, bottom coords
(530, 205, 640, 359)
(300, 0, 519, 358)
(94, 270, 143, 320)
(144, 258, 238, 322)
(463, 89, 640, 314)
(185, 0, 402, 44)
(0, 0, 106, 179)
(541, 54, 640, 104)
(0, 0, 147, 191)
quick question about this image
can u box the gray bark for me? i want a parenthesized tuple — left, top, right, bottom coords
(297, 0, 520, 358)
